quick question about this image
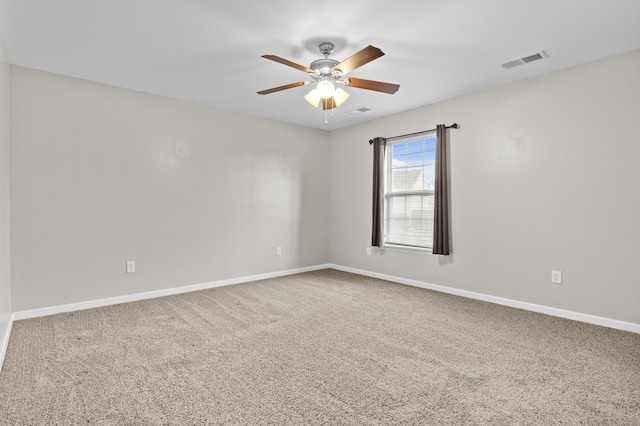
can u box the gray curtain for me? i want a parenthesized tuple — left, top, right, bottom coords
(371, 137, 387, 247)
(433, 124, 450, 255)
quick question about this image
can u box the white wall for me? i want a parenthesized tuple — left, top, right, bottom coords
(0, 39, 11, 357)
(329, 50, 640, 324)
(10, 67, 330, 311)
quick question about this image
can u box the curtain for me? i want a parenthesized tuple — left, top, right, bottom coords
(433, 124, 450, 255)
(371, 137, 387, 247)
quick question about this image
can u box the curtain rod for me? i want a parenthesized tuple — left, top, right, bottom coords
(369, 123, 459, 144)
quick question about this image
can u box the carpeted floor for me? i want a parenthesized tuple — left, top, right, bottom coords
(1, 269, 639, 425)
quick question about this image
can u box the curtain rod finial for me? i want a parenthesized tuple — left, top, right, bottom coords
(451, 123, 459, 129)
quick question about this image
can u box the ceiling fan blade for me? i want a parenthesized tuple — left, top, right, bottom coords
(344, 77, 400, 94)
(332, 45, 385, 75)
(262, 55, 313, 74)
(257, 81, 307, 95)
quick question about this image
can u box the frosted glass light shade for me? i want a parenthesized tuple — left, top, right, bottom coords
(304, 89, 321, 107)
(332, 88, 350, 107)
(317, 80, 335, 99)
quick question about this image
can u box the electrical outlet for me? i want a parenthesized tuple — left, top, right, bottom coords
(276, 247, 282, 256)
(551, 270, 562, 284)
(126, 261, 136, 273)
(366, 247, 372, 256)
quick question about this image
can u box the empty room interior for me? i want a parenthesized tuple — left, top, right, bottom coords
(1, 1, 639, 424)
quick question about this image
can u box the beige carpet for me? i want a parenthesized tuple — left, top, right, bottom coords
(1, 269, 639, 425)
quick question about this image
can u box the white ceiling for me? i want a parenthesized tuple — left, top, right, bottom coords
(1, 0, 639, 131)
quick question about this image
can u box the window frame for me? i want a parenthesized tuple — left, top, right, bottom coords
(383, 131, 437, 254)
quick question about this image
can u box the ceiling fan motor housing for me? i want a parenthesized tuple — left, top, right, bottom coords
(310, 58, 340, 76)
(310, 42, 343, 80)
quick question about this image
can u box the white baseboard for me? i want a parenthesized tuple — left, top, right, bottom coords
(11, 264, 332, 321)
(0, 319, 12, 373)
(3, 262, 637, 373)
(328, 264, 640, 334)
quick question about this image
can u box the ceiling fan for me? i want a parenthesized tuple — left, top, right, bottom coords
(257, 42, 400, 111)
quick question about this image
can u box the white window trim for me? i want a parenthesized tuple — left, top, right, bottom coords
(382, 243, 434, 255)
(382, 130, 437, 252)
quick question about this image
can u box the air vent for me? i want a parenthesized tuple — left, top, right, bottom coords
(502, 50, 548, 69)
(521, 52, 545, 63)
(347, 107, 370, 115)
(503, 59, 524, 69)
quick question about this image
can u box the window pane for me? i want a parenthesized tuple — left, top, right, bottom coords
(422, 195, 434, 244)
(406, 140, 424, 166)
(407, 167, 423, 190)
(392, 143, 407, 167)
(406, 195, 424, 245)
(423, 164, 435, 190)
(388, 195, 406, 243)
(390, 196, 406, 218)
(388, 217, 407, 242)
(424, 137, 436, 160)
(391, 168, 407, 191)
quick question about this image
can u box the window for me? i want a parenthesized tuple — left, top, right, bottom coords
(384, 132, 437, 250)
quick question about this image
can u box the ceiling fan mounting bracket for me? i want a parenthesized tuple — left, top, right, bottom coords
(318, 42, 335, 57)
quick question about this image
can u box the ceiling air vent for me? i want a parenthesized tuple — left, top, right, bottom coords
(347, 107, 371, 115)
(502, 50, 548, 69)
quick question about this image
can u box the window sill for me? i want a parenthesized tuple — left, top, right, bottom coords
(382, 244, 433, 255)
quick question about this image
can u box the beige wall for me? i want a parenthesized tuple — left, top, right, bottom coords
(329, 50, 640, 324)
(7, 50, 640, 326)
(0, 39, 10, 349)
(10, 67, 330, 311)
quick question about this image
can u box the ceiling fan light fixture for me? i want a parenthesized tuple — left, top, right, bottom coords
(317, 80, 335, 99)
(304, 89, 321, 107)
(332, 88, 350, 107)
